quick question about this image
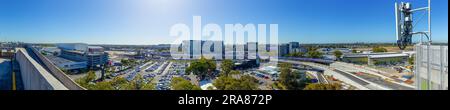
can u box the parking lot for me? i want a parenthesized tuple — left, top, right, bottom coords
(243, 70, 275, 90)
(154, 62, 197, 90)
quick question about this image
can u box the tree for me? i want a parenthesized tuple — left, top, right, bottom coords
(140, 82, 155, 90)
(408, 56, 415, 65)
(129, 74, 146, 90)
(237, 75, 259, 90)
(118, 74, 152, 90)
(171, 77, 201, 90)
(287, 52, 306, 57)
(306, 51, 323, 58)
(75, 77, 91, 89)
(333, 50, 343, 60)
(228, 70, 241, 75)
(213, 75, 232, 90)
(213, 71, 259, 90)
(91, 81, 114, 90)
(110, 77, 128, 90)
(372, 47, 388, 53)
(76, 71, 154, 90)
(75, 71, 97, 89)
(278, 63, 310, 90)
(221, 59, 234, 76)
(121, 59, 137, 67)
(303, 83, 342, 90)
(85, 71, 97, 82)
(186, 57, 217, 80)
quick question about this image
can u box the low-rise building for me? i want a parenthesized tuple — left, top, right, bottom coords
(46, 55, 87, 70)
(342, 52, 409, 65)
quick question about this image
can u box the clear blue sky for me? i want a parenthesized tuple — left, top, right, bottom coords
(0, 0, 447, 45)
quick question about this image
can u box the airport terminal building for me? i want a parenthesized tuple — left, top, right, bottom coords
(57, 43, 108, 69)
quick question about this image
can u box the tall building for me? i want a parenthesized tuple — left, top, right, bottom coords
(279, 44, 289, 57)
(181, 40, 224, 60)
(245, 42, 258, 60)
(57, 43, 108, 69)
(179, 40, 262, 61)
(289, 42, 300, 53)
(278, 42, 306, 57)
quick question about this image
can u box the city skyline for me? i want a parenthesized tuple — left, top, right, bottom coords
(0, 0, 448, 45)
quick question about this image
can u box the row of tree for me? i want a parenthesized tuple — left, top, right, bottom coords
(372, 47, 388, 53)
(182, 58, 260, 90)
(286, 51, 324, 59)
(185, 57, 216, 80)
(213, 70, 259, 90)
(171, 77, 201, 90)
(303, 83, 342, 90)
(276, 63, 310, 90)
(76, 71, 154, 90)
(183, 57, 343, 90)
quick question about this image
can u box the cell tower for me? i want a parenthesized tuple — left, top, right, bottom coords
(395, 0, 431, 50)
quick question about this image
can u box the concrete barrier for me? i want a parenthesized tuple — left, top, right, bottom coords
(15, 48, 68, 90)
(29, 47, 85, 90)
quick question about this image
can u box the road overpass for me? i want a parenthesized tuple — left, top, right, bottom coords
(279, 59, 409, 90)
(280, 57, 416, 90)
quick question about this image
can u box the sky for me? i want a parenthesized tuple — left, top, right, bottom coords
(0, 0, 448, 45)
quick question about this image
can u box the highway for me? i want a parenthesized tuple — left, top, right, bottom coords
(316, 72, 329, 84)
(280, 59, 417, 90)
(331, 62, 415, 90)
(279, 59, 386, 90)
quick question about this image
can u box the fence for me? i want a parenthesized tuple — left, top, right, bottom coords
(415, 44, 448, 90)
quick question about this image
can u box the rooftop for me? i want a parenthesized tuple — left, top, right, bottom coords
(46, 55, 85, 65)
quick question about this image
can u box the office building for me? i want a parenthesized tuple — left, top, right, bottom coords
(279, 44, 289, 57)
(179, 40, 264, 62)
(181, 40, 224, 60)
(289, 42, 300, 53)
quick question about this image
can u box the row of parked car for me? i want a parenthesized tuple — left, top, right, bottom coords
(145, 62, 162, 72)
(111, 67, 134, 77)
(125, 61, 156, 81)
(156, 62, 190, 90)
(156, 75, 173, 90)
(249, 71, 271, 80)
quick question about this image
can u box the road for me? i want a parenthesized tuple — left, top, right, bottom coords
(316, 72, 329, 84)
(279, 60, 378, 90)
(331, 62, 415, 90)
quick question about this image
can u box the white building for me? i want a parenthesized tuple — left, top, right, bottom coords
(46, 55, 87, 70)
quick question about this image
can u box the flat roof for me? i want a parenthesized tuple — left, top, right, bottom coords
(344, 52, 407, 58)
(369, 54, 409, 58)
(62, 49, 85, 54)
(88, 46, 103, 49)
(46, 55, 84, 65)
